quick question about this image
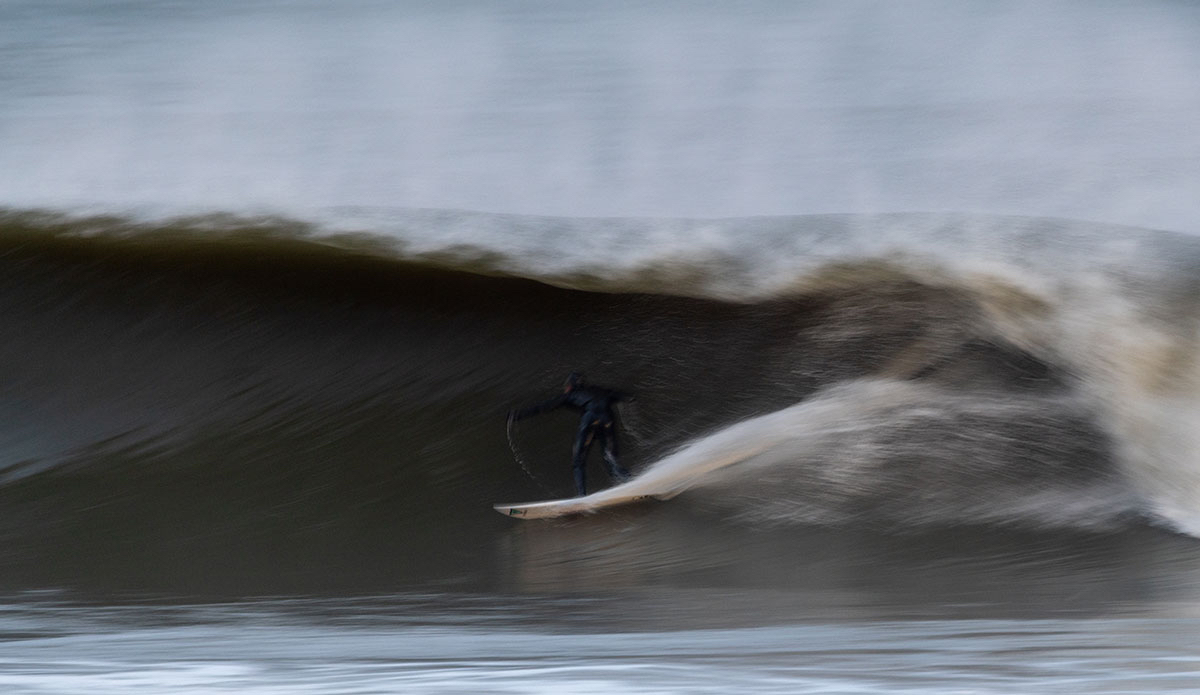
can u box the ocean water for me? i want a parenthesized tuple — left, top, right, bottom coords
(2, 1, 1200, 693)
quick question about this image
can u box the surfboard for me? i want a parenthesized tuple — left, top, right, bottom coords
(493, 488, 679, 519)
(496, 424, 776, 519)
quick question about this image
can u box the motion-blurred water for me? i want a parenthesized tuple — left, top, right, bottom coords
(2, 0, 1199, 226)
(2, 1, 1199, 693)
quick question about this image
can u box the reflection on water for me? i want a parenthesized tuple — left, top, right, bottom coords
(496, 502, 1200, 622)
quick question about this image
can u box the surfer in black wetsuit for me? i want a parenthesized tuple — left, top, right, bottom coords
(509, 372, 633, 496)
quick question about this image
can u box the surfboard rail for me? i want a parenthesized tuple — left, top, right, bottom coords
(493, 492, 670, 519)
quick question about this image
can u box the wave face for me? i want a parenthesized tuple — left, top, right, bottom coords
(1, 207, 1198, 593)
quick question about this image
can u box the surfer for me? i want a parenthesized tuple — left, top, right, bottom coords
(509, 372, 633, 496)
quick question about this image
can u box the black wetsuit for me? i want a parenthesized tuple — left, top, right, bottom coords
(512, 385, 633, 496)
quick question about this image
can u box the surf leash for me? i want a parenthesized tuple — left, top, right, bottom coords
(506, 414, 556, 497)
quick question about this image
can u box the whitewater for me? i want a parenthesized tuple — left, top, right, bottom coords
(3, 1, 1200, 693)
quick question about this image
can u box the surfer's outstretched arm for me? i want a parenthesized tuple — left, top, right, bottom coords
(510, 394, 567, 421)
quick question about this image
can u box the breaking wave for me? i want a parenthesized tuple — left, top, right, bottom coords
(1, 205, 1198, 589)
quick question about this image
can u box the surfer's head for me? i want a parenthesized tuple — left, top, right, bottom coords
(564, 371, 584, 392)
